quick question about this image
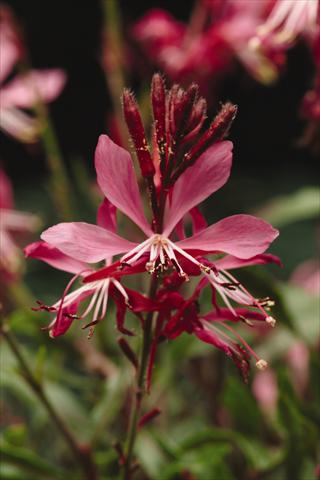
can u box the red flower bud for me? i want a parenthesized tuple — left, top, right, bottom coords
(122, 89, 155, 178)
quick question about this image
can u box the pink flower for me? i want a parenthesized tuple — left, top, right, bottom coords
(252, 369, 278, 412)
(0, 6, 66, 142)
(25, 199, 155, 337)
(291, 258, 320, 296)
(28, 75, 279, 354)
(133, 2, 282, 88)
(41, 132, 278, 327)
(0, 169, 40, 277)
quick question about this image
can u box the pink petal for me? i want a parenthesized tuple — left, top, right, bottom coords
(189, 206, 207, 234)
(97, 198, 117, 232)
(215, 253, 282, 270)
(0, 169, 13, 209)
(177, 214, 279, 259)
(24, 241, 90, 275)
(51, 289, 94, 337)
(0, 106, 39, 142)
(41, 222, 137, 263)
(1, 69, 66, 108)
(95, 135, 153, 236)
(0, 15, 20, 83)
(163, 141, 233, 235)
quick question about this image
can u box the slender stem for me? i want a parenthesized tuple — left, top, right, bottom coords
(0, 324, 97, 480)
(122, 277, 159, 479)
(103, 0, 128, 148)
(34, 100, 74, 220)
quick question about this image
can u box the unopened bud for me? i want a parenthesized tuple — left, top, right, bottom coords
(186, 102, 237, 161)
(138, 407, 162, 429)
(118, 337, 139, 369)
(122, 89, 155, 177)
(151, 73, 167, 159)
(170, 102, 237, 184)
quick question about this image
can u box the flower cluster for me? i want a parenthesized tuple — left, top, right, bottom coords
(133, 0, 319, 88)
(26, 74, 280, 380)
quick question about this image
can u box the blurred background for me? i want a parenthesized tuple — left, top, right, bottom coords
(1, 1, 319, 479)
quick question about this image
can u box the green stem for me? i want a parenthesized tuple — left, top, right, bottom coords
(34, 100, 74, 220)
(103, 0, 128, 148)
(0, 324, 97, 480)
(122, 277, 159, 480)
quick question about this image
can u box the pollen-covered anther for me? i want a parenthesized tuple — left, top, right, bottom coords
(145, 261, 156, 274)
(200, 264, 211, 274)
(265, 315, 276, 327)
(256, 359, 268, 370)
(259, 297, 275, 308)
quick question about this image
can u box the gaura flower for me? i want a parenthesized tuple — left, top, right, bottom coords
(0, 6, 66, 142)
(25, 199, 155, 337)
(133, 2, 283, 89)
(0, 169, 40, 277)
(41, 133, 278, 328)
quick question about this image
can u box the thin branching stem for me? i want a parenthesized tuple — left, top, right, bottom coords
(0, 323, 97, 480)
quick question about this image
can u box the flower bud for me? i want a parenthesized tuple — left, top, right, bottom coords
(122, 89, 155, 178)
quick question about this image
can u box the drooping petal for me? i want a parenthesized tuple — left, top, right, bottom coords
(177, 214, 279, 259)
(41, 222, 137, 263)
(95, 135, 153, 236)
(24, 241, 90, 275)
(204, 308, 266, 323)
(1, 70, 66, 108)
(50, 289, 94, 337)
(97, 197, 117, 232)
(126, 287, 159, 312)
(163, 141, 233, 236)
(214, 253, 282, 270)
(194, 326, 250, 382)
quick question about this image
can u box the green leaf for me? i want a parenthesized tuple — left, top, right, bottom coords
(0, 442, 65, 479)
(257, 187, 320, 227)
(222, 376, 262, 436)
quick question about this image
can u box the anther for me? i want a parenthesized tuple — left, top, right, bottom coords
(200, 264, 211, 274)
(256, 359, 268, 370)
(265, 316, 276, 327)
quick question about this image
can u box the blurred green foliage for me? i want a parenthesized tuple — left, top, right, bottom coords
(1, 153, 319, 480)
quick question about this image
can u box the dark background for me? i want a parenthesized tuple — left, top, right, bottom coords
(2, 0, 317, 186)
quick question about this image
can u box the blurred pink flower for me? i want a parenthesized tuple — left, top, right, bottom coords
(291, 258, 320, 296)
(287, 341, 310, 395)
(0, 6, 66, 142)
(252, 369, 278, 413)
(133, 1, 282, 89)
(254, 0, 319, 48)
(0, 169, 39, 278)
